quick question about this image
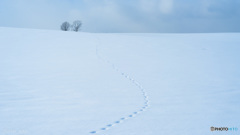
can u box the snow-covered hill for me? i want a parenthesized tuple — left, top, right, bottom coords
(0, 27, 239, 135)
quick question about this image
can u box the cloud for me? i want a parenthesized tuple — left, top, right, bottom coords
(0, 0, 71, 29)
(0, 0, 239, 32)
(138, 0, 173, 14)
(158, 0, 174, 14)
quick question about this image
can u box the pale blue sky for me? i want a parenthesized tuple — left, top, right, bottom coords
(0, 0, 240, 32)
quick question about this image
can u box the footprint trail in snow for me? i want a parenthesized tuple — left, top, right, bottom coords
(89, 44, 150, 134)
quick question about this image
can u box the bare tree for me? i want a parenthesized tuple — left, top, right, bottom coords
(72, 20, 82, 32)
(61, 22, 70, 31)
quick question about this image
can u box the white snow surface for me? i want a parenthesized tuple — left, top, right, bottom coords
(0, 27, 240, 135)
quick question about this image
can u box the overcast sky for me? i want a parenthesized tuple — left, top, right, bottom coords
(0, 0, 240, 33)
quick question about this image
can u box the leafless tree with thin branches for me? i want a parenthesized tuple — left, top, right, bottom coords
(61, 22, 70, 31)
(72, 20, 82, 32)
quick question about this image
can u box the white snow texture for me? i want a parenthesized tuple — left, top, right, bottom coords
(0, 27, 239, 135)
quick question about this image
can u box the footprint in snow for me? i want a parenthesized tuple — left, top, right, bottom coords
(115, 121, 121, 123)
(90, 131, 97, 134)
(107, 124, 112, 127)
(129, 115, 134, 117)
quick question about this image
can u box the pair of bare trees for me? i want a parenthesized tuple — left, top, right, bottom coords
(61, 20, 82, 32)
